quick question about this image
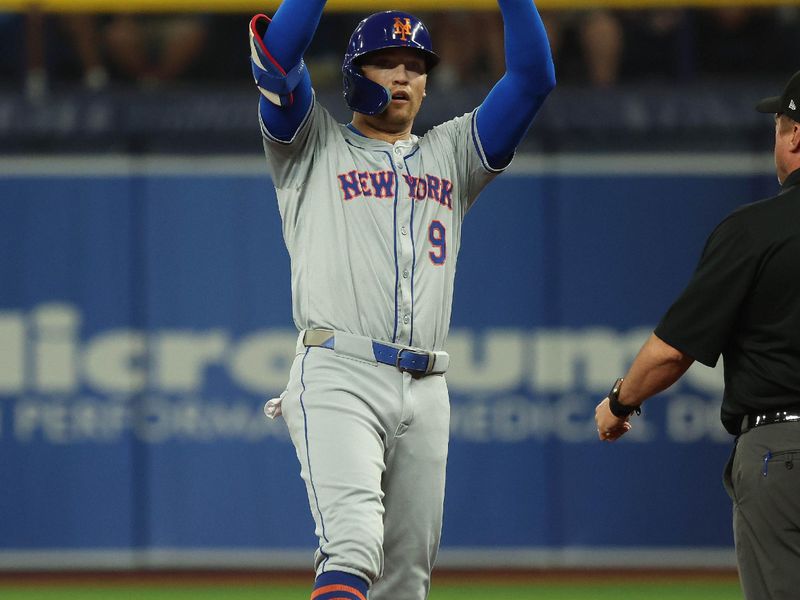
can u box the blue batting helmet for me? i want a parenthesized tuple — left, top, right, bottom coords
(342, 11, 440, 115)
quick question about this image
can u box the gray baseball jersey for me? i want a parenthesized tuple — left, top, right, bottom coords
(262, 95, 507, 600)
(262, 96, 503, 351)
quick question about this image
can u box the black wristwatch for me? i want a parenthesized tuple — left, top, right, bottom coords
(607, 377, 641, 418)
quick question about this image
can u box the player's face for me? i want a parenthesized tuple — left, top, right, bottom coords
(360, 48, 428, 128)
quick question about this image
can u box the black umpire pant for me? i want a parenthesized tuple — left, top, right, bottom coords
(724, 421, 800, 600)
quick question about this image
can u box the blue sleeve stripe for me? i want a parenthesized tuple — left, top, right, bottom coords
(470, 111, 509, 174)
(260, 91, 316, 145)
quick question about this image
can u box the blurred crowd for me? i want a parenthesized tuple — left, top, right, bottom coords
(0, 6, 798, 100)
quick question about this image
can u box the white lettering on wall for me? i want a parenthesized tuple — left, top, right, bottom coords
(0, 312, 24, 393)
(0, 302, 730, 444)
(228, 331, 298, 393)
(83, 331, 147, 393)
(33, 304, 80, 393)
(154, 331, 229, 391)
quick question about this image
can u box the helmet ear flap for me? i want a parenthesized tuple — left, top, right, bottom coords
(343, 64, 391, 116)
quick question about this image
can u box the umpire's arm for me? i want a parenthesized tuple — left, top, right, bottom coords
(595, 334, 695, 441)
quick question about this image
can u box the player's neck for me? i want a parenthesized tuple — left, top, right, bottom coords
(350, 115, 413, 144)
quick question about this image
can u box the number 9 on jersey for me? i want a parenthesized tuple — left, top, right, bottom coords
(428, 220, 446, 265)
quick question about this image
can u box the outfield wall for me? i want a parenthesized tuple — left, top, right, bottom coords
(0, 153, 775, 569)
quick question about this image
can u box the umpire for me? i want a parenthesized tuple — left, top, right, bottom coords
(594, 70, 800, 600)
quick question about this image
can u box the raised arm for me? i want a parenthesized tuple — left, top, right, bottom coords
(251, 0, 327, 140)
(476, 0, 556, 168)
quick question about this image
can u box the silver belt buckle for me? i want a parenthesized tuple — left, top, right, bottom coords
(395, 348, 406, 372)
(394, 348, 417, 373)
(395, 348, 433, 375)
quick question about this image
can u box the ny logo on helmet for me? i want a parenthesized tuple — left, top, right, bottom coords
(393, 17, 412, 41)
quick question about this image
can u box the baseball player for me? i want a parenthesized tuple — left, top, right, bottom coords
(249, 1, 554, 598)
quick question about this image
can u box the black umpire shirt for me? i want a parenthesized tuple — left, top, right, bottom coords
(655, 167, 800, 435)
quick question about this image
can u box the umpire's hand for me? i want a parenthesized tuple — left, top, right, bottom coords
(594, 398, 632, 442)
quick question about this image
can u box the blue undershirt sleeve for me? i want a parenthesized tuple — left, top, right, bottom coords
(475, 0, 555, 168)
(258, 0, 326, 141)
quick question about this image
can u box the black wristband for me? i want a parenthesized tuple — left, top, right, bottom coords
(607, 377, 641, 418)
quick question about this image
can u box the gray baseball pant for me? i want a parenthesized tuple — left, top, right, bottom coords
(281, 336, 450, 600)
(724, 421, 800, 600)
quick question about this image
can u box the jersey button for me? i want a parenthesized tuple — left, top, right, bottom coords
(403, 315, 410, 324)
(400, 226, 408, 236)
(402, 269, 409, 278)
